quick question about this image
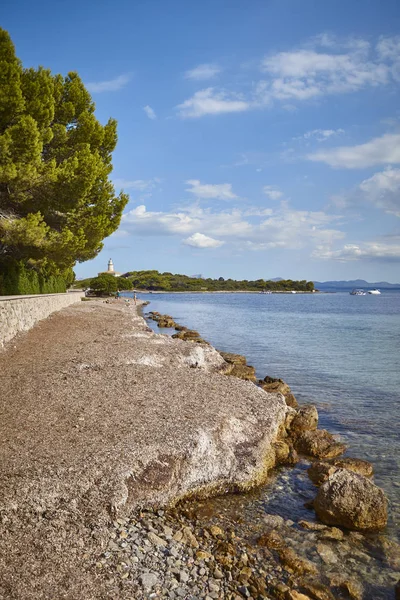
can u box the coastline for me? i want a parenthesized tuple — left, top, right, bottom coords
(0, 299, 397, 599)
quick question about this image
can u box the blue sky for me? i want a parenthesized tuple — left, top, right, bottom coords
(3, 0, 400, 281)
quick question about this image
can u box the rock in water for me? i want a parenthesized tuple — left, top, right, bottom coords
(308, 457, 374, 485)
(294, 429, 346, 459)
(290, 405, 318, 433)
(219, 351, 247, 365)
(259, 376, 299, 407)
(314, 469, 388, 531)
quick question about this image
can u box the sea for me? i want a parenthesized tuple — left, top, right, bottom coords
(126, 290, 400, 596)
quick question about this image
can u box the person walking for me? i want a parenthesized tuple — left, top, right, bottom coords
(133, 292, 137, 305)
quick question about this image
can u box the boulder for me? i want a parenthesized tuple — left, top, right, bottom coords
(290, 405, 318, 434)
(284, 392, 299, 408)
(229, 364, 257, 382)
(330, 457, 373, 478)
(157, 318, 176, 328)
(308, 457, 373, 485)
(300, 581, 336, 600)
(314, 469, 388, 531)
(294, 430, 346, 459)
(219, 351, 247, 365)
(260, 376, 298, 408)
(308, 462, 338, 485)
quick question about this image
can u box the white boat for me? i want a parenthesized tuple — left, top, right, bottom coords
(368, 289, 381, 295)
(350, 289, 366, 295)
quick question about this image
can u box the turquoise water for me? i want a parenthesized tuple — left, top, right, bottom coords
(136, 291, 400, 541)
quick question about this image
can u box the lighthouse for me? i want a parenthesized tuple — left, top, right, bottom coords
(98, 258, 121, 277)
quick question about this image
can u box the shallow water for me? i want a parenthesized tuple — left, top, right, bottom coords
(129, 291, 400, 596)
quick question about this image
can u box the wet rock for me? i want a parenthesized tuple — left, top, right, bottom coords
(307, 462, 338, 485)
(285, 392, 299, 408)
(290, 405, 318, 434)
(330, 457, 374, 478)
(219, 351, 247, 365)
(257, 529, 285, 550)
(174, 324, 187, 331)
(300, 581, 335, 600)
(260, 376, 298, 408)
(308, 457, 374, 485)
(329, 574, 363, 600)
(314, 469, 388, 531)
(298, 520, 327, 531)
(157, 315, 177, 328)
(286, 592, 313, 600)
(229, 364, 257, 382)
(318, 526, 344, 541)
(316, 542, 338, 564)
(294, 429, 346, 459)
(277, 547, 318, 576)
(263, 514, 285, 528)
(273, 440, 291, 464)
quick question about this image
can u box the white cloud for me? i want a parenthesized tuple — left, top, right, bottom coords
(359, 167, 400, 216)
(263, 186, 283, 200)
(120, 202, 344, 253)
(86, 74, 131, 93)
(302, 128, 345, 141)
(315, 242, 400, 262)
(176, 88, 249, 118)
(113, 179, 159, 191)
(308, 133, 400, 168)
(175, 35, 400, 118)
(143, 105, 156, 119)
(186, 179, 237, 200)
(183, 232, 224, 248)
(185, 63, 221, 80)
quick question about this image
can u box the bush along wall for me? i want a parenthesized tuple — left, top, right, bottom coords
(0, 261, 66, 295)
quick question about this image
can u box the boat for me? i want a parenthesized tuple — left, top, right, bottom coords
(259, 290, 272, 294)
(350, 289, 366, 295)
(368, 289, 381, 295)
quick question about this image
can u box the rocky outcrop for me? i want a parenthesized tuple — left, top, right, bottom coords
(290, 405, 318, 433)
(259, 376, 298, 408)
(0, 300, 289, 598)
(229, 364, 257, 381)
(308, 457, 374, 485)
(219, 351, 247, 365)
(294, 429, 346, 459)
(314, 469, 388, 531)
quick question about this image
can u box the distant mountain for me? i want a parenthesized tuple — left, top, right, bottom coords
(314, 279, 400, 290)
(270, 277, 283, 282)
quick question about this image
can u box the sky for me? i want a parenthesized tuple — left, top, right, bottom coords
(3, 0, 400, 282)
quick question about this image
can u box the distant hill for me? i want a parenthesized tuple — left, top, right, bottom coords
(314, 279, 400, 291)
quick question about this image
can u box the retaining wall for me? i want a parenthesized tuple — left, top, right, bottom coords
(0, 292, 84, 347)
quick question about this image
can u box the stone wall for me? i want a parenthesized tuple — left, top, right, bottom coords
(0, 292, 84, 347)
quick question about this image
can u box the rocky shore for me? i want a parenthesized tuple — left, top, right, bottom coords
(0, 300, 397, 599)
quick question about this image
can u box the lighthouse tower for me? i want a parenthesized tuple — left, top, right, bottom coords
(98, 257, 121, 277)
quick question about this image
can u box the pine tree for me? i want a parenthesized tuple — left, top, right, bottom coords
(0, 28, 128, 288)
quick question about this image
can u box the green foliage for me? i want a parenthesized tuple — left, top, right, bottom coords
(121, 270, 315, 292)
(116, 277, 133, 291)
(0, 29, 128, 293)
(0, 260, 66, 295)
(89, 274, 118, 295)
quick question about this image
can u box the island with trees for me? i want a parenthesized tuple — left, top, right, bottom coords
(78, 270, 315, 294)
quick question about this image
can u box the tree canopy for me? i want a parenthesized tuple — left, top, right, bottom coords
(76, 270, 314, 293)
(0, 28, 128, 292)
